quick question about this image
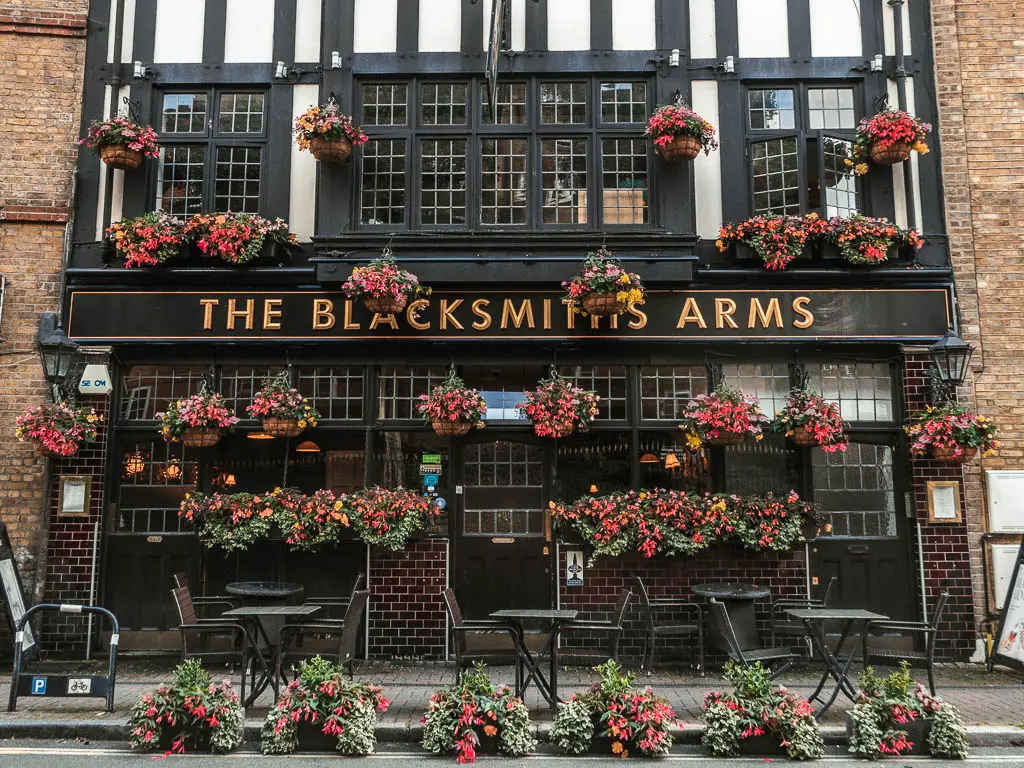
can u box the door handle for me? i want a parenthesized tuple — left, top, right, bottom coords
(847, 544, 870, 554)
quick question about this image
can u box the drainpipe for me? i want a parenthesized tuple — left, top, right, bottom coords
(888, 0, 919, 229)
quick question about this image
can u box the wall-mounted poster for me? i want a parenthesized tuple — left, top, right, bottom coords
(986, 471, 1024, 533)
(992, 540, 1024, 670)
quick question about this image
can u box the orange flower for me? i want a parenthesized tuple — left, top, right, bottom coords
(611, 741, 623, 754)
(483, 725, 497, 737)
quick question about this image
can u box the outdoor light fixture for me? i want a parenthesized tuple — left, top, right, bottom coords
(664, 452, 681, 470)
(124, 451, 146, 476)
(639, 452, 659, 464)
(330, 51, 343, 70)
(132, 61, 149, 79)
(223, 473, 237, 487)
(669, 48, 680, 67)
(927, 330, 974, 401)
(722, 55, 735, 74)
(870, 54, 884, 72)
(589, 484, 599, 494)
(296, 440, 321, 453)
(164, 459, 182, 480)
(247, 431, 275, 440)
(274, 61, 289, 79)
(37, 312, 80, 400)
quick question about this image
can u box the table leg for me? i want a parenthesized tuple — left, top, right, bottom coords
(808, 619, 855, 716)
(803, 618, 832, 703)
(549, 623, 559, 711)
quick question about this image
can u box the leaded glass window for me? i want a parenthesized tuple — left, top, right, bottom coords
(640, 366, 708, 421)
(377, 366, 447, 420)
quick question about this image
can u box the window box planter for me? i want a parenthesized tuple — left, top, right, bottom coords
(846, 713, 933, 757)
(818, 241, 899, 264)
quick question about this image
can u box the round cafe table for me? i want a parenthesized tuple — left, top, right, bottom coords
(692, 581, 771, 652)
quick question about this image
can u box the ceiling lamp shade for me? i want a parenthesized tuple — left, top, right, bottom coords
(589, 484, 599, 494)
(296, 440, 321, 453)
(223, 473, 237, 487)
(247, 431, 275, 440)
(664, 452, 681, 470)
(639, 452, 659, 464)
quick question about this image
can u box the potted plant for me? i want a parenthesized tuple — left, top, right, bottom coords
(562, 248, 645, 317)
(716, 214, 828, 270)
(294, 101, 368, 163)
(905, 402, 997, 464)
(773, 387, 849, 452)
(15, 401, 102, 458)
(261, 656, 389, 755)
(179, 491, 282, 552)
(848, 663, 968, 759)
(128, 659, 244, 755)
(157, 391, 239, 447)
(826, 215, 923, 265)
(105, 211, 188, 268)
(422, 663, 536, 762)
(733, 491, 820, 552)
(247, 372, 320, 438)
(644, 102, 719, 162)
(80, 116, 160, 170)
(347, 487, 441, 550)
(342, 257, 429, 315)
(417, 371, 487, 436)
(519, 371, 600, 439)
(184, 212, 295, 265)
(283, 489, 351, 551)
(702, 661, 824, 759)
(550, 660, 677, 757)
(681, 386, 771, 446)
(851, 108, 931, 170)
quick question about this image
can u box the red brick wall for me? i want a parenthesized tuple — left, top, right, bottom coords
(367, 539, 448, 658)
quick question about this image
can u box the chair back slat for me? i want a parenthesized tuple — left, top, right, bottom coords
(349, 573, 366, 603)
(172, 586, 201, 651)
(339, 589, 370, 664)
(709, 599, 746, 662)
(611, 587, 633, 628)
(631, 576, 655, 629)
(173, 572, 188, 590)
(930, 591, 950, 629)
(442, 588, 470, 655)
(822, 576, 838, 607)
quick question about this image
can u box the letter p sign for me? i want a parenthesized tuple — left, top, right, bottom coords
(31, 677, 47, 695)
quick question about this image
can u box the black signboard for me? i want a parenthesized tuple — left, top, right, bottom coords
(66, 288, 950, 343)
(991, 539, 1024, 670)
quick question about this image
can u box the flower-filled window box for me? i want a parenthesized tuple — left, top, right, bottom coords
(81, 116, 160, 170)
(157, 391, 238, 447)
(716, 214, 828, 270)
(295, 102, 368, 164)
(645, 102, 719, 163)
(905, 403, 997, 464)
(16, 401, 102, 458)
(851, 108, 931, 171)
(185, 212, 295, 265)
(347, 487, 442, 550)
(417, 371, 487, 436)
(772, 387, 849, 453)
(824, 215, 923, 265)
(562, 248, 644, 318)
(342, 257, 429, 315)
(247, 373, 320, 438)
(106, 212, 188, 268)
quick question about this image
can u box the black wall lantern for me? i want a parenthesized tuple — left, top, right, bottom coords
(37, 312, 80, 400)
(927, 330, 974, 402)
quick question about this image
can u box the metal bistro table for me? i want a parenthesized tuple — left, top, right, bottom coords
(490, 608, 578, 710)
(221, 604, 320, 705)
(786, 607, 888, 715)
(225, 581, 305, 601)
(693, 582, 771, 652)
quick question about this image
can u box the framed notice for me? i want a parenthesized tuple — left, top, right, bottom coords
(987, 471, 1024, 533)
(992, 540, 1024, 670)
(926, 481, 961, 523)
(58, 476, 91, 518)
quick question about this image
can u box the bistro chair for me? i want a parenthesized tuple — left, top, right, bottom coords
(442, 588, 522, 689)
(862, 591, 949, 695)
(632, 576, 704, 675)
(172, 571, 240, 618)
(302, 572, 365, 625)
(171, 586, 270, 706)
(556, 587, 633, 666)
(709, 599, 801, 680)
(276, 589, 371, 688)
(769, 576, 838, 653)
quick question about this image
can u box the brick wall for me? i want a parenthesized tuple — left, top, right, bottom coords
(367, 539, 448, 658)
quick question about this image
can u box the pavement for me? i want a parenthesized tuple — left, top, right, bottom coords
(0, 658, 1022, 749)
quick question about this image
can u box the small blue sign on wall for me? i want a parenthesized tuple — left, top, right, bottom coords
(423, 474, 439, 489)
(31, 677, 47, 695)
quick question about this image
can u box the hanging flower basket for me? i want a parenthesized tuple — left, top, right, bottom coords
(681, 386, 771, 448)
(417, 371, 487, 436)
(869, 140, 912, 165)
(657, 134, 703, 162)
(645, 102, 719, 163)
(158, 392, 239, 445)
(181, 427, 223, 448)
(580, 292, 625, 317)
(931, 445, 977, 464)
(563, 248, 644, 318)
(99, 144, 144, 170)
(520, 371, 600, 439)
(343, 257, 428, 315)
(80, 116, 160, 170)
(262, 416, 304, 438)
(295, 102, 367, 164)
(905, 403, 997, 463)
(308, 136, 352, 164)
(772, 388, 850, 453)
(850, 109, 931, 175)
(247, 373, 319, 438)
(364, 294, 409, 315)
(432, 420, 472, 437)
(708, 432, 748, 447)
(789, 425, 820, 447)
(16, 402, 103, 458)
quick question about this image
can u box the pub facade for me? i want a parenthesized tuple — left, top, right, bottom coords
(47, 0, 978, 660)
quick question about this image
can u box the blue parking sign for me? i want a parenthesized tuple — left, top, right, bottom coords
(31, 677, 47, 695)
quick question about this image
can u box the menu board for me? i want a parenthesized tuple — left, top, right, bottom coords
(0, 522, 37, 657)
(992, 540, 1024, 669)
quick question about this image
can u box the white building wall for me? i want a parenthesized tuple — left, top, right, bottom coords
(153, 0, 204, 64)
(737, 0, 789, 58)
(294, 0, 322, 62)
(290, 84, 320, 242)
(224, 0, 274, 63)
(809, 0, 862, 57)
(689, 0, 717, 59)
(882, 0, 912, 56)
(419, 0, 462, 52)
(612, 0, 656, 50)
(547, 0, 590, 51)
(354, 0, 398, 53)
(691, 81, 723, 238)
(120, 0, 136, 62)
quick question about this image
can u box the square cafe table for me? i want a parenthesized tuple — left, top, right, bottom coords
(222, 604, 320, 705)
(490, 608, 578, 710)
(785, 607, 888, 715)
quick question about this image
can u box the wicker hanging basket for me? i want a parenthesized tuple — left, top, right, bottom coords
(262, 416, 304, 438)
(181, 427, 223, 448)
(789, 425, 821, 448)
(34, 442, 71, 459)
(309, 136, 352, 164)
(708, 432, 747, 447)
(580, 292, 626, 317)
(99, 144, 144, 170)
(869, 141, 912, 165)
(657, 134, 703, 163)
(364, 294, 408, 315)
(432, 421, 472, 437)
(930, 445, 977, 464)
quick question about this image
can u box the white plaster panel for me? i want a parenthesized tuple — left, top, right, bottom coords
(290, 84, 320, 242)
(689, 0, 717, 60)
(354, 0, 398, 53)
(295, 0, 322, 62)
(121, 0, 136, 62)
(482, 0, 527, 51)
(737, 0, 788, 58)
(224, 0, 274, 63)
(547, 0, 590, 51)
(882, 0, 912, 56)
(153, 0, 204, 64)
(612, 0, 656, 50)
(691, 81, 723, 238)
(419, 0, 462, 52)
(810, 0, 862, 57)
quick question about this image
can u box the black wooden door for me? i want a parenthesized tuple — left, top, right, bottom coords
(808, 440, 915, 623)
(104, 533, 200, 631)
(454, 439, 552, 619)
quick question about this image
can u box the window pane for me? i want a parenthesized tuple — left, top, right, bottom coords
(600, 81, 647, 123)
(162, 93, 207, 133)
(540, 81, 587, 124)
(421, 83, 468, 126)
(214, 146, 262, 212)
(748, 89, 795, 130)
(719, 362, 791, 418)
(220, 365, 285, 415)
(157, 145, 205, 216)
(297, 366, 365, 421)
(118, 440, 197, 533)
(640, 366, 708, 420)
(218, 93, 264, 133)
(120, 365, 207, 420)
(482, 82, 527, 125)
(567, 365, 628, 420)
(808, 87, 856, 130)
(554, 433, 632, 501)
(821, 137, 858, 217)
(361, 138, 407, 225)
(421, 138, 467, 225)
(751, 137, 800, 215)
(806, 362, 894, 423)
(481, 138, 527, 225)
(377, 366, 447, 420)
(362, 83, 408, 126)
(541, 138, 588, 224)
(812, 444, 897, 538)
(723, 435, 794, 496)
(638, 433, 710, 493)
(601, 138, 648, 225)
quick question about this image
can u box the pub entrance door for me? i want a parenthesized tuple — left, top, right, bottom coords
(453, 438, 552, 619)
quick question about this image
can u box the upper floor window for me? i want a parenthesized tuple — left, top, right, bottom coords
(358, 78, 652, 231)
(156, 90, 267, 215)
(746, 85, 859, 218)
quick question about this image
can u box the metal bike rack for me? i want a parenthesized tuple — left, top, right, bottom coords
(8, 604, 119, 712)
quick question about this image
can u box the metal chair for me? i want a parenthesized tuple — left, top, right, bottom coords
(770, 576, 838, 651)
(632, 576, 704, 675)
(442, 588, 522, 688)
(302, 573, 366, 625)
(862, 591, 949, 695)
(556, 587, 633, 665)
(276, 588, 371, 688)
(173, 571, 239, 617)
(171, 586, 269, 706)
(709, 599, 801, 680)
